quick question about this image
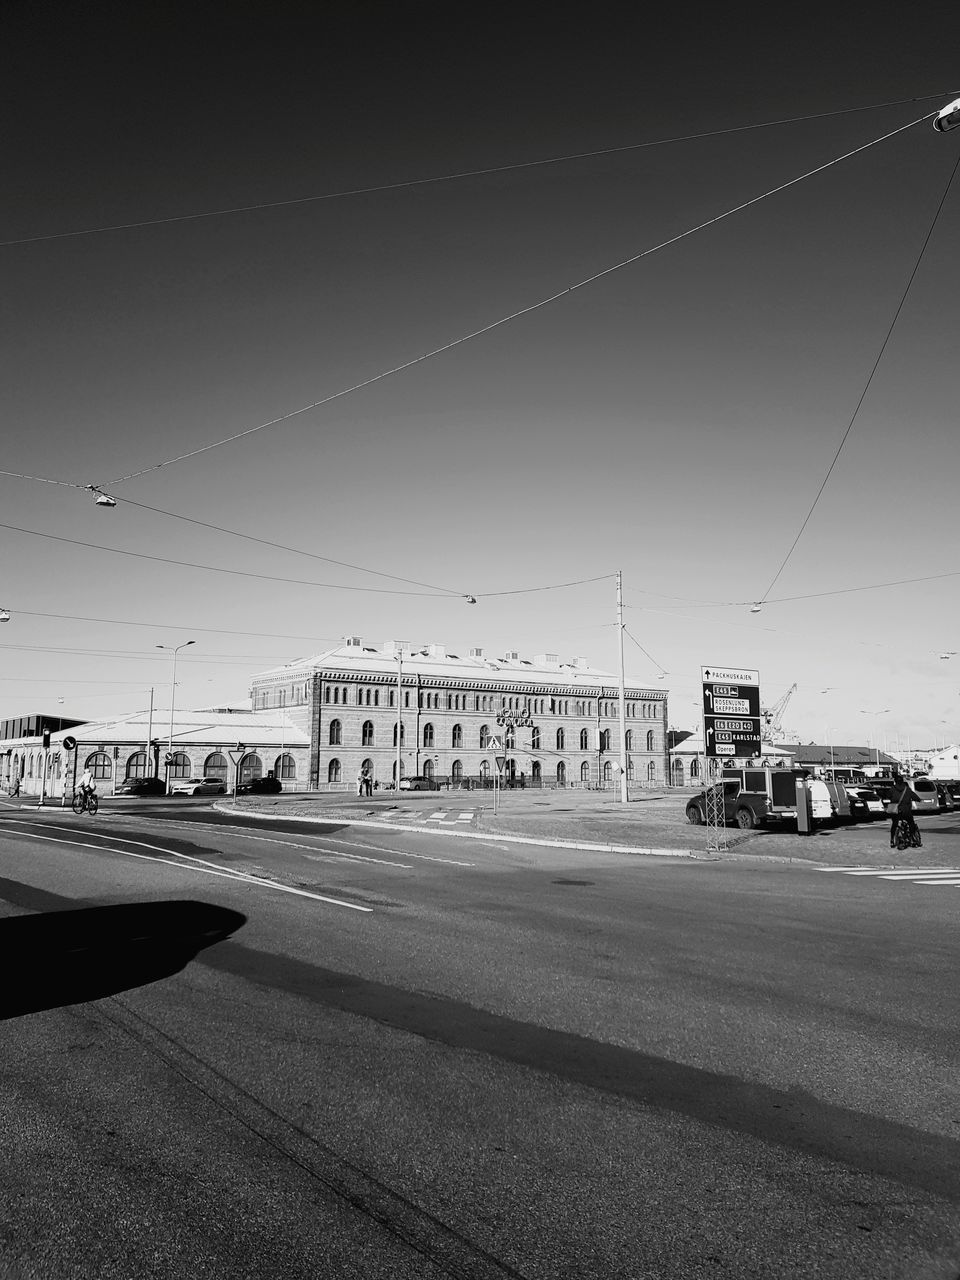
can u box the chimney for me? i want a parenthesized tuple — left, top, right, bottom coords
(344, 635, 363, 648)
(534, 653, 560, 667)
(469, 647, 484, 658)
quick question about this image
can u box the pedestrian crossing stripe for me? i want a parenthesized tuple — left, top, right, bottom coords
(817, 867, 960, 885)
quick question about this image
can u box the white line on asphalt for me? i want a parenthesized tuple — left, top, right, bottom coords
(105, 816, 476, 866)
(1, 823, 372, 911)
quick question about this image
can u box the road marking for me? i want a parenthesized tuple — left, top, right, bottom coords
(113, 816, 476, 866)
(1, 823, 372, 911)
(816, 866, 960, 887)
(456, 812, 473, 822)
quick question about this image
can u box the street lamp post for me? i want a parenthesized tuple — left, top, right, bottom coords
(859, 709, 890, 771)
(157, 640, 195, 792)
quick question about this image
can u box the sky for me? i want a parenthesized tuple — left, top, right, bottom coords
(3, 2, 960, 752)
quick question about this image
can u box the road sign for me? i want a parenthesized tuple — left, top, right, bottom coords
(702, 664, 762, 758)
(62, 735, 77, 751)
(495, 755, 506, 774)
(700, 666, 759, 685)
(227, 750, 245, 767)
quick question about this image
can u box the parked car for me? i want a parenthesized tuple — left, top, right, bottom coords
(169, 776, 227, 796)
(934, 782, 955, 812)
(908, 775, 940, 814)
(843, 785, 885, 819)
(399, 775, 437, 792)
(685, 780, 768, 829)
(114, 776, 166, 797)
(235, 775, 282, 795)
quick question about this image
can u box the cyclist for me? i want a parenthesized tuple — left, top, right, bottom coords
(889, 771, 921, 849)
(78, 766, 97, 810)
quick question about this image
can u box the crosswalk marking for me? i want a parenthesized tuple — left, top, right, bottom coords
(817, 866, 960, 888)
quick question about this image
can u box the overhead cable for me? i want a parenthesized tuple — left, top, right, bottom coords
(756, 144, 960, 602)
(2, 93, 951, 250)
(95, 111, 933, 488)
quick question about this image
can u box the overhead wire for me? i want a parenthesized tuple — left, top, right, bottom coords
(92, 110, 934, 489)
(3, 609, 339, 643)
(756, 144, 960, 603)
(623, 626, 669, 676)
(1, 92, 952, 250)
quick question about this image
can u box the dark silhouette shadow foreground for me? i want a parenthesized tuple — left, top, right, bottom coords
(0, 900, 246, 1020)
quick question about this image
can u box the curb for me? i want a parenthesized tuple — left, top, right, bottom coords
(212, 803, 710, 858)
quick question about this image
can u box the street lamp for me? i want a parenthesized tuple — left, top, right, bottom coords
(157, 640, 195, 791)
(859, 709, 890, 770)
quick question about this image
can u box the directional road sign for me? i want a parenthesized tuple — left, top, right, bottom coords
(702, 665, 762, 758)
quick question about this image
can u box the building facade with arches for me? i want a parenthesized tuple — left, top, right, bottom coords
(250, 636, 670, 791)
(1, 707, 309, 800)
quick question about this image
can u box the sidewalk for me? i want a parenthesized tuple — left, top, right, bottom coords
(229, 788, 960, 869)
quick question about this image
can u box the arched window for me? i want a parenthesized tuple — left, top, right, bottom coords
(362, 720, 375, 746)
(392, 760, 406, 783)
(690, 757, 700, 779)
(393, 723, 405, 746)
(26, 753, 34, 778)
(333, 687, 340, 704)
(479, 760, 490, 778)
(423, 723, 434, 748)
(600, 729, 611, 752)
(480, 724, 491, 748)
(126, 751, 149, 779)
(239, 753, 262, 785)
(625, 730, 633, 751)
(452, 723, 463, 748)
(556, 728, 565, 750)
(581, 761, 590, 783)
(275, 753, 296, 781)
(329, 720, 342, 746)
(49, 753, 61, 780)
(505, 726, 515, 749)
(648, 760, 657, 782)
(168, 752, 191, 780)
(603, 761, 613, 782)
(423, 759, 435, 780)
(451, 759, 463, 782)
(205, 752, 228, 782)
(531, 727, 541, 750)
(324, 686, 332, 702)
(328, 759, 341, 783)
(361, 757, 373, 783)
(672, 758, 684, 786)
(646, 729, 655, 751)
(556, 761, 567, 785)
(531, 761, 541, 783)
(627, 758, 635, 780)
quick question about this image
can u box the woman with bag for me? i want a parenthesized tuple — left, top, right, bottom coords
(887, 771, 921, 849)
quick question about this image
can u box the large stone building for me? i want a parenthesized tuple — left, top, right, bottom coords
(250, 637, 670, 790)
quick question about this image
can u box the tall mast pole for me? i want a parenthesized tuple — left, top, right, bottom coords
(617, 569, 628, 804)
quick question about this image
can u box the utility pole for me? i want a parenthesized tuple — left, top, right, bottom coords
(395, 647, 403, 789)
(616, 570, 628, 803)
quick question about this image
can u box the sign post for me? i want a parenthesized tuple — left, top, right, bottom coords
(700, 666, 762, 853)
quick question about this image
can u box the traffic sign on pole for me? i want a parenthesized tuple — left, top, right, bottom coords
(701, 665, 762, 758)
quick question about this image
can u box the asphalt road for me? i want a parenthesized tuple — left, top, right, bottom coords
(0, 801, 958, 1279)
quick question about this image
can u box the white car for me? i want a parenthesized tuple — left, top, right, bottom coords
(169, 776, 226, 796)
(844, 786, 885, 819)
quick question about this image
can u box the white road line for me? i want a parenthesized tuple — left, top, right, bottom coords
(114, 815, 476, 866)
(1, 824, 372, 912)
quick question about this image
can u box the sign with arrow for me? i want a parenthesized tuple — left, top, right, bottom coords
(702, 664, 762, 758)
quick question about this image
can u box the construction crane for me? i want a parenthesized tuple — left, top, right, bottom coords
(761, 683, 797, 743)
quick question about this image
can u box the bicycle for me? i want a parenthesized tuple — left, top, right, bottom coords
(891, 815, 921, 851)
(72, 789, 99, 815)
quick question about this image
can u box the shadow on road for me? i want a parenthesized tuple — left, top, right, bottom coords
(0, 899, 246, 1020)
(201, 941, 960, 1205)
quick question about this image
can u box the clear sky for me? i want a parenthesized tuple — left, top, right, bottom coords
(3, 3, 960, 753)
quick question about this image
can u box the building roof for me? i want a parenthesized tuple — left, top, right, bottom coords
(775, 743, 899, 767)
(251, 637, 665, 693)
(38, 707, 309, 749)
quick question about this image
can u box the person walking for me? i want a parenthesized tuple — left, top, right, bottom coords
(888, 770, 921, 849)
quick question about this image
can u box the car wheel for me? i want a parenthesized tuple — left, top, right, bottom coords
(685, 804, 704, 825)
(735, 807, 758, 830)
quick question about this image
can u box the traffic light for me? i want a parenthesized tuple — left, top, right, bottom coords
(42, 729, 51, 749)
